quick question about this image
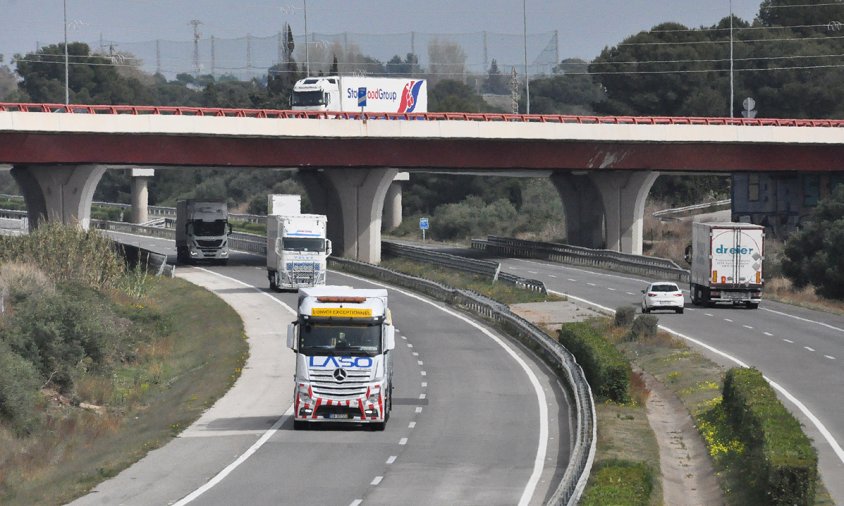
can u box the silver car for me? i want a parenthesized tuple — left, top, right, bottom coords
(641, 282, 685, 314)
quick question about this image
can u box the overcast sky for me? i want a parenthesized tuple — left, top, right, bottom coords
(1, 0, 761, 72)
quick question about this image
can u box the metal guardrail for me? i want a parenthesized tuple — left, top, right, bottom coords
(473, 235, 691, 284)
(89, 220, 268, 256)
(652, 199, 731, 219)
(382, 240, 547, 294)
(328, 256, 595, 505)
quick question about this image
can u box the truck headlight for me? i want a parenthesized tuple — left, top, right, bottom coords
(367, 385, 381, 403)
(297, 386, 312, 403)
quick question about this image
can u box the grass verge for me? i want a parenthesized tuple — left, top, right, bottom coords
(0, 276, 247, 506)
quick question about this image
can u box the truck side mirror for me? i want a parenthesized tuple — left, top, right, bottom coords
(287, 322, 297, 350)
(326, 239, 332, 257)
(384, 325, 395, 351)
(228, 223, 233, 235)
(684, 244, 693, 264)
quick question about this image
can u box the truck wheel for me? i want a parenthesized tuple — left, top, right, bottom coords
(690, 286, 699, 305)
(676, 307, 684, 314)
(370, 421, 386, 431)
(746, 302, 759, 309)
(641, 305, 649, 314)
(293, 420, 309, 431)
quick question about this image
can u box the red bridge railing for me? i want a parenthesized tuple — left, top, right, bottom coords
(2, 102, 844, 128)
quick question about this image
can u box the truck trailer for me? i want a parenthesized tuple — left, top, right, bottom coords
(288, 286, 395, 430)
(267, 213, 331, 291)
(175, 200, 230, 265)
(291, 75, 427, 113)
(687, 221, 765, 308)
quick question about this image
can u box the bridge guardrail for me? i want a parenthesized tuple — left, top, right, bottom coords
(382, 240, 547, 294)
(473, 235, 691, 284)
(328, 256, 595, 506)
(652, 199, 731, 219)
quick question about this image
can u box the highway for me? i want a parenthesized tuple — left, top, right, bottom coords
(494, 254, 844, 504)
(71, 233, 572, 506)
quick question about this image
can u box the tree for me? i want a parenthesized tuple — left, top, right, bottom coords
(427, 38, 466, 85)
(385, 53, 421, 76)
(521, 59, 603, 114)
(482, 59, 508, 94)
(429, 79, 500, 113)
(782, 185, 844, 299)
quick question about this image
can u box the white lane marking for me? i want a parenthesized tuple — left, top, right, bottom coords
(386, 456, 397, 465)
(173, 407, 292, 505)
(546, 288, 844, 467)
(401, 335, 407, 340)
(350, 501, 362, 506)
(409, 422, 416, 429)
(705, 313, 714, 317)
(412, 352, 419, 357)
(371, 476, 383, 486)
(417, 360, 424, 365)
(764, 332, 774, 336)
(805, 346, 815, 352)
(421, 382, 428, 387)
(420, 371, 427, 376)
(587, 282, 596, 287)
(407, 343, 414, 348)
(826, 355, 836, 360)
(724, 318, 733, 323)
(175, 267, 299, 505)
(567, 278, 577, 282)
(607, 287, 616, 291)
(415, 407, 423, 414)
(399, 438, 408, 445)
(743, 325, 753, 330)
(528, 271, 538, 274)
(626, 292, 634, 296)
(548, 274, 557, 278)
(762, 306, 844, 333)
(419, 393, 427, 400)
(335, 272, 549, 506)
(784, 339, 794, 344)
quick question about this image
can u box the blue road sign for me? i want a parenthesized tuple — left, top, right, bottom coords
(419, 217, 429, 230)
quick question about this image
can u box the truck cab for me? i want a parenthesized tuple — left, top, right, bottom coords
(290, 77, 341, 112)
(288, 287, 395, 430)
(175, 200, 231, 265)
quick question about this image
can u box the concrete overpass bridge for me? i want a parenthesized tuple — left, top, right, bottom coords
(2, 102, 844, 263)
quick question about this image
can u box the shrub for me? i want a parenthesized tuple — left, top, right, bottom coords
(627, 314, 659, 341)
(722, 367, 817, 505)
(614, 306, 635, 326)
(558, 322, 631, 403)
(580, 459, 654, 506)
(0, 341, 41, 436)
(0, 262, 55, 307)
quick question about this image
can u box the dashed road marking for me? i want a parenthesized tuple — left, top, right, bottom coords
(350, 500, 362, 506)
(567, 278, 577, 282)
(421, 382, 427, 387)
(805, 346, 815, 352)
(724, 318, 733, 323)
(415, 407, 423, 414)
(412, 352, 419, 357)
(704, 313, 714, 317)
(417, 360, 424, 365)
(371, 476, 383, 486)
(386, 456, 397, 465)
(548, 274, 557, 278)
(420, 370, 427, 376)
(419, 393, 427, 400)
(409, 421, 416, 429)
(784, 339, 794, 344)
(399, 438, 408, 445)
(764, 332, 774, 336)
(826, 355, 836, 360)
(743, 325, 753, 329)
(587, 282, 596, 287)
(607, 287, 616, 291)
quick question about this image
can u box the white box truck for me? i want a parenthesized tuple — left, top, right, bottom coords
(291, 76, 427, 113)
(288, 286, 395, 430)
(175, 200, 230, 265)
(268, 194, 301, 216)
(267, 214, 331, 290)
(687, 222, 764, 308)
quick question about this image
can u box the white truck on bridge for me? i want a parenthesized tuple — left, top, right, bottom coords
(266, 195, 331, 291)
(687, 221, 765, 308)
(291, 76, 427, 113)
(288, 286, 395, 430)
(175, 199, 230, 265)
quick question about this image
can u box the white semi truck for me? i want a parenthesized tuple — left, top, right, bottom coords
(175, 199, 230, 265)
(288, 286, 395, 430)
(290, 76, 427, 113)
(267, 213, 331, 291)
(687, 222, 765, 308)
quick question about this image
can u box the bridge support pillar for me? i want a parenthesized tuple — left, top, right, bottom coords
(130, 168, 155, 224)
(300, 168, 397, 263)
(383, 172, 409, 232)
(10, 164, 107, 231)
(592, 171, 658, 255)
(550, 173, 605, 249)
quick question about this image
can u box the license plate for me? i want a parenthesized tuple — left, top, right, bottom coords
(328, 413, 349, 419)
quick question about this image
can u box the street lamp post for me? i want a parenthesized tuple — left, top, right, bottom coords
(303, 0, 309, 77)
(63, 0, 69, 105)
(729, 0, 734, 118)
(523, 0, 530, 114)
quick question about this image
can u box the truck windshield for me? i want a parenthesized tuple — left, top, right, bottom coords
(283, 237, 325, 252)
(299, 322, 381, 355)
(191, 220, 227, 236)
(291, 90, 325, 107)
